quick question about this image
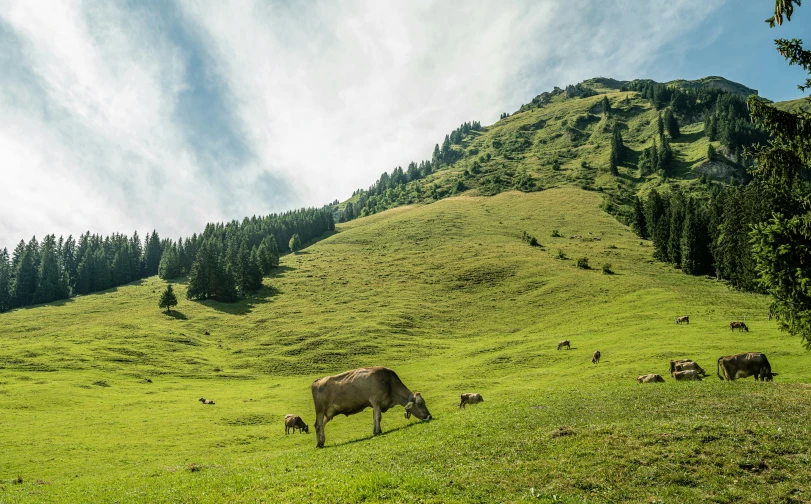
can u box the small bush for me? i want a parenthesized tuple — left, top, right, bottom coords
(556, 249, 567, 260)
(602, 263, 614, 274)
(551, 229, 562, 238)
(521, 231, 541, 247)
(576, 257, 590, 269)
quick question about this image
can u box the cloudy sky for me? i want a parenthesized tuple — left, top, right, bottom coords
(0, 0, 807, 248)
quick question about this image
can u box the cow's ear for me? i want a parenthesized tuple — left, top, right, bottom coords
(405, 401, 414, 411)
(414, 392, 421, 397)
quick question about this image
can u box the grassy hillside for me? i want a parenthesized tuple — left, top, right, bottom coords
(2, 189, 810, 503)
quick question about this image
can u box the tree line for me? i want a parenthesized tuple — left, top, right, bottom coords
(0, 207, 335, 312)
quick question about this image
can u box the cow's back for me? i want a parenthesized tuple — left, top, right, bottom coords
(312, 367, 403, 416)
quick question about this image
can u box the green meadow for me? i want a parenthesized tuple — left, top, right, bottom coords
(2, 188, 810, 503)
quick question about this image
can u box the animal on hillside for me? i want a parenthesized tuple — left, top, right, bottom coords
(717, 352, 777, 382)
(730, 321, 749, 332)
(557, 340, 571, 351)
(459, 393, 484, 409)
(672, 369, 702, 381)
(669, 359, 693, 374)
(284, 414, 309, 434)
(637, 374, 665, 383)
(676, 316, 689, 324)
(671, 361, 706, 377)
(198, 398, 215, 405)
(592, 351, 601, 364)
(310, 366, 432, 448)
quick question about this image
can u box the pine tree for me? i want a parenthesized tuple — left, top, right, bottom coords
(0, 248, 12, 312)
(668, 192, 686, 266)
(144, 230, 162, 277)
(707, 144, 717, 161)
(657, 111, 665, 141)
(601, 95, 611, 116)
(609, 124, 624, 175)
(158, 283, 178, 313)
(158, 243, 182, 280)
(632, 196, 647, 239)
(34, 235, 67, 304)
(12, 239, 38, 307)
(664, 108, 680, 138)
(289, 234, 302, 253)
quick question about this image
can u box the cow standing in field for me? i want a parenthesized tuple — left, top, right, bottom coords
(717, 352, 777, 382)
(459, 393, 484, 409)
(676, 316, 689, 324)
(284, 414, 309, 434)
(637, 374, 665, 383)
(311, 367, 432, 448)
(730, 321, 749, 332)
(672, 369, 702, 381)
(592, 351, 601, 364)
(557, 340, 571, 350)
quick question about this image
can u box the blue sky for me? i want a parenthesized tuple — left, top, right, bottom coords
(0, 0, 808, 248)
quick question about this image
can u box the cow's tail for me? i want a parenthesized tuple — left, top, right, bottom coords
(717, 357, 724, 381)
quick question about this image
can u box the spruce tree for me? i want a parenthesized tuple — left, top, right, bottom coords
(601, 95, 611, 116)
(12, 240, 38, 307)
(158, 283, 178, 313)
(632, 196, 647, 239)
(657, 111, 665, 141)
(34, 235, 67, 304)
(668, 192, 686, 266)
(664, 108, 680, 138)
(0, 249, 12, 312)
(289, 234, 302, 253)
(158, 244, 182, 280)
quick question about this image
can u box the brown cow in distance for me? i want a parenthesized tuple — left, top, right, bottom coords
(311, 367, 432, 448)
(717, 352, 777, 381)
(669, 359, 693, 374)
(671, 361, 706, 377)
(672, 370, 702, 381)
(284, 414, 309, 434)
(730, 321, 749, 332)
(557, 340, 571, 350)
(198, 398, 215, 405)
(592, 351, 601, 364)
(676, 316, 689, 324)
(637, 374, 665, 383)
(459, 393, 484, 408)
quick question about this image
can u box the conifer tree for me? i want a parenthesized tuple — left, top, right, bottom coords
(632, 196, 647, 239)
(34, 235, 67, 304)
(657, 111, 665, 141)
(664, 108, 680, 138)
(13, 240, 38, 307)
(668, 192, 686, 266)
(289, 233, 302, 253)
(601, 95, 611, 116)
(158, 244, 182, 280)
(0, 249, 12, 312)
(158, 283, 178, 313)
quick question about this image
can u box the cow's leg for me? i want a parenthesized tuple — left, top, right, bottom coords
(315, 413, 328, 448)
(372, 405, 383, 435)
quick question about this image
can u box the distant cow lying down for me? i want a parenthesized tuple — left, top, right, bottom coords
(730, 321, 749, 332)
(637, 374, 665, 383)
(676, 316, 689, 324)
(670, 360, 706, 376)
(284, 414, 309, 434)
(459, 393, 484, 408)
(672, 369, 702, 381)
(557, 340, 570, 350)
(198, 398, 215, 405)
(717, 352, 776, 382)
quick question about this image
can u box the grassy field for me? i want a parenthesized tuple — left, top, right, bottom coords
(2, 188, 811, 503)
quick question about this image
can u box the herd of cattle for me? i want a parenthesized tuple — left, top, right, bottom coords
(270, 316, 776, 447)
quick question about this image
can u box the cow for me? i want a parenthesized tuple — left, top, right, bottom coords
(592, 351, 601, 364)
(198, 398, 215, 405)
(672, 361, 706, 377)
(459, 393, 484, 409)
(311, 367, 432, 448)
(717, 352, 777, 382)
(637, 374, 665, 383)
(284, 414, 309, 434)
(669, 359, 693, 374)
(676, 316, 689, 324)
(672, 369, 702, 381)
(557, 340, 571, 351)
(730, 321, 749, 332)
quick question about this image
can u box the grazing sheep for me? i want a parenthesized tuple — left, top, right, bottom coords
(557, 340, 571, 351)
(592, 351, 601, 364)
(199, 398, 215, 405)
(459, 393, 484, 409)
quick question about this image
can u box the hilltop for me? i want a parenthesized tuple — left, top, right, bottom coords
(2, 188, 811, 503)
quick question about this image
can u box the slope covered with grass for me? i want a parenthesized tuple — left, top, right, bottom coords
(2, 188, 810, 503)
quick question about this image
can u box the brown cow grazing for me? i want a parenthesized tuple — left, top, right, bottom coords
(676, 316, 689, 324)
(284, 414, 309, 434)
(557, 340, 571, 350)
(730, 321, 749, 332)
(717, 352, 777, 382)
(459, 393, 484, 409)
(311, 367, 432, 448)
(198, 398, 215, 405)
(672, 361, 706, 377)
(672, 369, 702, 381)
(592, 351, 601, 364)
(637, 374, 665, 383)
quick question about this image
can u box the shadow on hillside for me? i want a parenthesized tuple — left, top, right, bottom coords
(199, 285, 279, 316)
(164, 310, 188, 320)
(671, 129, 704, 145)
(267, 265, 295, 279)
(325, 421, 424, 449)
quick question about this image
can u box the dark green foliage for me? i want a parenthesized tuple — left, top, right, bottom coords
(657, 138, 673, 177)
(576, 257, 590, 269)
(657, 112, 665, 140)
(601, 263, 614, 274)
(609, 124, 624, 176)
(0, 249, 11, 312)
(521, 231, 540, 247)
(158, 283, 178, 313)
(707, 144, 717, 161)
(158, 244, 182, 280)
(632, 196, 647, 239)
(144, 231, 162, 277)
(664, 109, 680, 138)
(680, 199, 712, 275)
(644, 190, 670, 262)
(551, 229, 562, 238)
(601, 95, 611, 116)
(289, 234, 303, 253)
(667, 192, 686, 267)
(556, 249, 567, 260)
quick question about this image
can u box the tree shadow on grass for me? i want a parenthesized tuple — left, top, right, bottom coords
(325, 421, 426, 449)
(164, 310, 188, 320)
(198, 285, 280, 316)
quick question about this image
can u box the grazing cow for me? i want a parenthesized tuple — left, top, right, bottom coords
(672, 369, 702, 381)
(557, 340, 571, 351)
(637, 374, 665, 383)
(198, 398, 215, 405)
(672, 361, 706, 377)
(311, 366, 432, 448)
(730, 321, 749, 332)
(717, 352, 777, 382)
(284, 414, 309, 434)
(459, 393, 484, 409)
(592, 351, 601, 364)
(676, 316, 689, 324)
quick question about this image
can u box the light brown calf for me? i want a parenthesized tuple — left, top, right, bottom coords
(557, 340, 570, 351)
(284, 414, 309, 434)
(459, 393, 484, 409)
(672, 369, 702, 381)
(637, 374, 665, 383)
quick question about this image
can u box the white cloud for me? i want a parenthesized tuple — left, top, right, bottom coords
(0, 0, 726, 248)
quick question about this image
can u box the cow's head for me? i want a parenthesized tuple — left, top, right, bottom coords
(764, 372, 778, 381)
(303, 423, 310, 434)
(404, 392, 432, 421)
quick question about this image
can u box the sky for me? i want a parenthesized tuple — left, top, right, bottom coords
(0, 0, 808, 249)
